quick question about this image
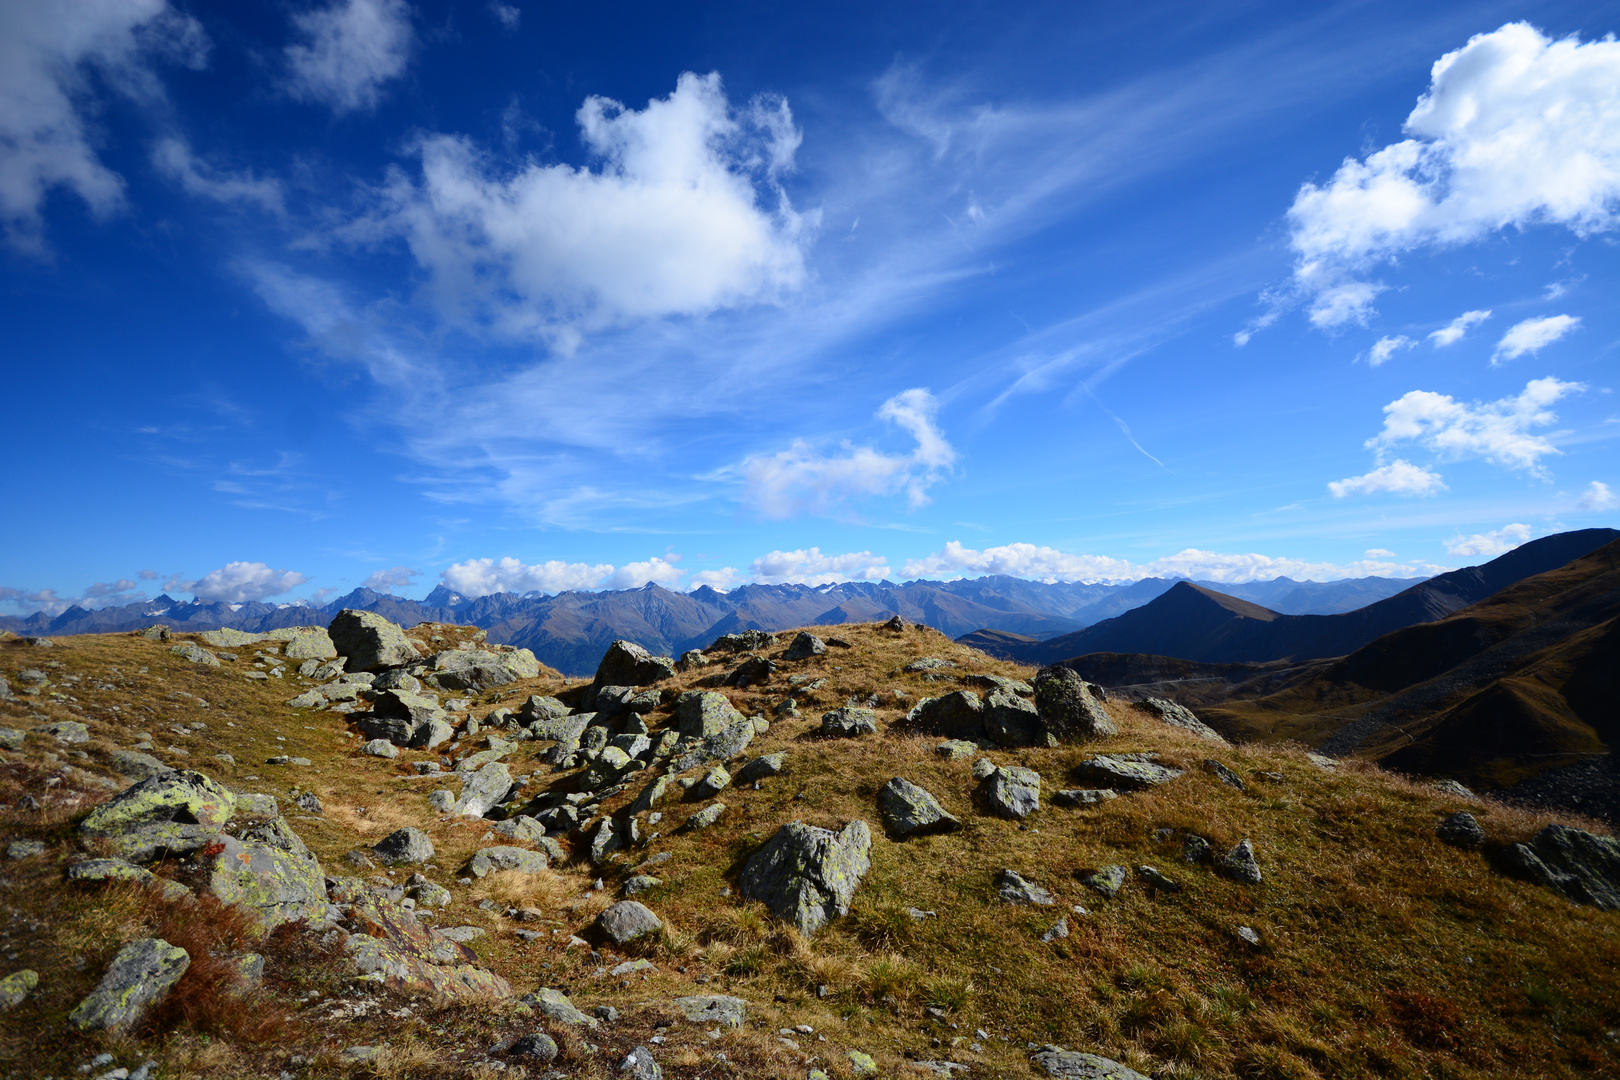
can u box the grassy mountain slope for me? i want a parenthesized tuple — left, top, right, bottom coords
(1198, 538, 1620, 800)
(3, 622, 1618, 1079)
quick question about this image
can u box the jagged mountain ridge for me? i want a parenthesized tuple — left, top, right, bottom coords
(972, 529, 1620, 667)
(0, 573, 1426, 676)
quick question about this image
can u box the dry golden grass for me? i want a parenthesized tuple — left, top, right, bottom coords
(3, 623, 1618, 1079)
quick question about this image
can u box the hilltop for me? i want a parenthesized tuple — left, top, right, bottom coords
(1, 611, 1617, 1079)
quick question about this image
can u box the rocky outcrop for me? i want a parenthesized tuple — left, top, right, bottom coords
(209, 830, 327, 928)
(783, 632, 825, 660)
(431, 648, 541, 692)
(676, 691, 744, 738)
(331, 878, 512, 999)
(79, 770, 236, 862)
(739, 820, 872, 936)
(904, 691, 985, 741)
(329, 610, 419, 672)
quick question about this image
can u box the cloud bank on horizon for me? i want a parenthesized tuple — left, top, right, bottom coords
(0, 2, 1615, 617)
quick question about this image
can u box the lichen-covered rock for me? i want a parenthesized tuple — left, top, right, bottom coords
(361, 738, 399, 758)
(1071, 755, 1184, 790)
(1204, 759, 1245, 790)
(467, 846, 548, 877)
(510, 1031, 559, 1062)
(673, 994, 748, 1027)
(819, 707, 878, 738)
(686, 802, 727, 830)
(528, 711, 592, 745)
(372, 827, 435, 865)
(68, 938, 190, 1031)
(0, 969, 37, 1010)
(739, 820, 872, 936)
(878, 777, 960, 837)
(597, 900, 663, 944)
(1436, 811, 1485, 849)
(593, 640, 676, 688)
(1032, 667, 1115, 741)
(521, 695, 571, 722)
(1083, 865, 1127, 899)
(982, 765, 1042, 819)
(209, 834, 328, 928)
(1134, 697, 1228, 744)
(670, 719, 756, 772)
(1053, 788, 1117, 807)
(620, 1045, 664, 1080)
(329, 609, 419, 672)
(80, 770, 235, 862)
(675, 690, 744, 738)
(629, 774, 673, 815)
(169, 643, 220, 666)
(904, 691, 985, 741)
(692, 765, 731, 800)
(339, 890, 512, 1000)
(109, 750, 172, 780)
(1216, 839, 1262, 885)
(1031, 1046, 1150, 1079)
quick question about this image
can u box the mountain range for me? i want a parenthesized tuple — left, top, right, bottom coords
(963, 528, 1620, 668)
(0, 572, 1424, 675)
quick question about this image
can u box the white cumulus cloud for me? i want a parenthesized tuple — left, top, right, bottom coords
(1362, 376, 1584, 477)
(1365, 335, 1416, 367)
(440, 557, 613, 596)
(184, 561, 309, 603)
(741, 388, 955, 518)
(360, 566, 418, 593)
(283, 0, 413, 115)
(1445, 523, 1532, 557)
(1491, 314, 1581, 365)
(900, 541, 1445, 584)
(1578, 480, 1617, 511)
(1365, 548, 1397, 558)
(1285, 23, 1620, 327)
(749, 548, 892, 586)
(1328, 460, 1448, 498)
(0, 0, 208, 252)
(688, 567, 745, 591)
(372, 71, 809, 347)
(1429, 309, 1492, 347)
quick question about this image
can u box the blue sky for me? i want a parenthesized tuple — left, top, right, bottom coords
(2, 0, 1617, 612)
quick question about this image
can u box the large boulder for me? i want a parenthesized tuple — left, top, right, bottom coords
(1032, 668, 1116, 741)
(68, 938, 190, 1031)
(329, 610, 419, 672)
(453, 762, 514, 819)
(670, 719, 755, 771)
(675, 690, 744, 738)
(80, 770, 235, 862)
(983, 687, 1045, 746)
(593, 640, 676, 688)
(200, 628, 264, 648)
(783, 632, 825, 660)
(878, 777, 960, 837)
(739, 820, 872, 936)
(904, 691, 985, 741)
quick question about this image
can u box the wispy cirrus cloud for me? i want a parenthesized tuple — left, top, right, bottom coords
(1492, 314, 1580, 365)
(282, 0, 413, 115)
(899, 539, 1447, 583)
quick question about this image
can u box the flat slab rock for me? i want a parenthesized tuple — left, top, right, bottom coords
(1071, 755, 1185, 791)
(69, 938, 190, 1032)
(673, 994, 748, 1027)
(878, 777, 961, 837)
(1032, 1046, 1151, 1079)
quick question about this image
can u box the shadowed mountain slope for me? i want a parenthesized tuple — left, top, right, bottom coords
(971, 529, 1620, 667)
